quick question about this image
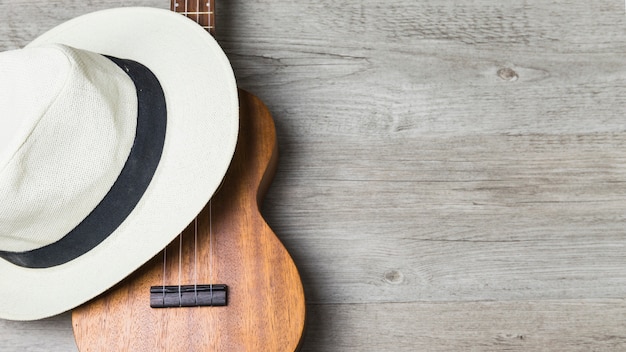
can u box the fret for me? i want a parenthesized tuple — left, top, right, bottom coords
(171, 0, 216, 36)
(177, 12, 214, 15)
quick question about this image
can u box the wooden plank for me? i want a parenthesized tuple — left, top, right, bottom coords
(267, 134, 626, 304)
(0, 313, 75, 351)
(300, 300, 626, 351)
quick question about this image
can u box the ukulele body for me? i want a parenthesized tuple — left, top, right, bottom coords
(72, 90, 306, 351)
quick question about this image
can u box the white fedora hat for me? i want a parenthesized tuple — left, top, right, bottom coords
(0, 7, 239, 320)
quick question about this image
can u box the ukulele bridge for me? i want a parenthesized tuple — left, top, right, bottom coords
(149, 284, 227, 308)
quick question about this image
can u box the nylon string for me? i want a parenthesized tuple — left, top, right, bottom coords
(196, 0, 200, 23)
(194, 217, 198, 304)
(207, 1, 212, 30)
(209, 200, 214, 304)
(178, 230, 183, 306)
(164, 0, 216, 308)
(162, 247, 166, 305)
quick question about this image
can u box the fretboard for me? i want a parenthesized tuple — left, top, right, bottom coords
(171, 0, 215, 36)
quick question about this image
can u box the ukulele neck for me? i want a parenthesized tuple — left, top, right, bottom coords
(171, 0, 216, 36)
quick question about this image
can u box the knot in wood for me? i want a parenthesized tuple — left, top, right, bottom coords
(497, 67, 519, 81)
(383, 270, 405, 285)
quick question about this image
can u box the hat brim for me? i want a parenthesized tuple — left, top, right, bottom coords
(0, 7, 239, 320)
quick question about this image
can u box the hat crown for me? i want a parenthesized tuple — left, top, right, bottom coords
(0, 45, 70, 168)
(0, 44, 138, 252)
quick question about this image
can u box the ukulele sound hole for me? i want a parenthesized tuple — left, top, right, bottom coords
(149, 284, 227, 308)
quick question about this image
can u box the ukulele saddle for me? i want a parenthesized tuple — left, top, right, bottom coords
(150, 284, 227, 308)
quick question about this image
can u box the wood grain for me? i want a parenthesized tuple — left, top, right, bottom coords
(302, 300, 626, 351)
(72, 90, 305, 351)
(2, 0, 626, 351)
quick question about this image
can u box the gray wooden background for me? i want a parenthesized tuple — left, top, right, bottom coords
(2, 0, 626, 350)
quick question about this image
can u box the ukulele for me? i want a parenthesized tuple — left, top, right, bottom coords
(71, 1, 306, 351)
